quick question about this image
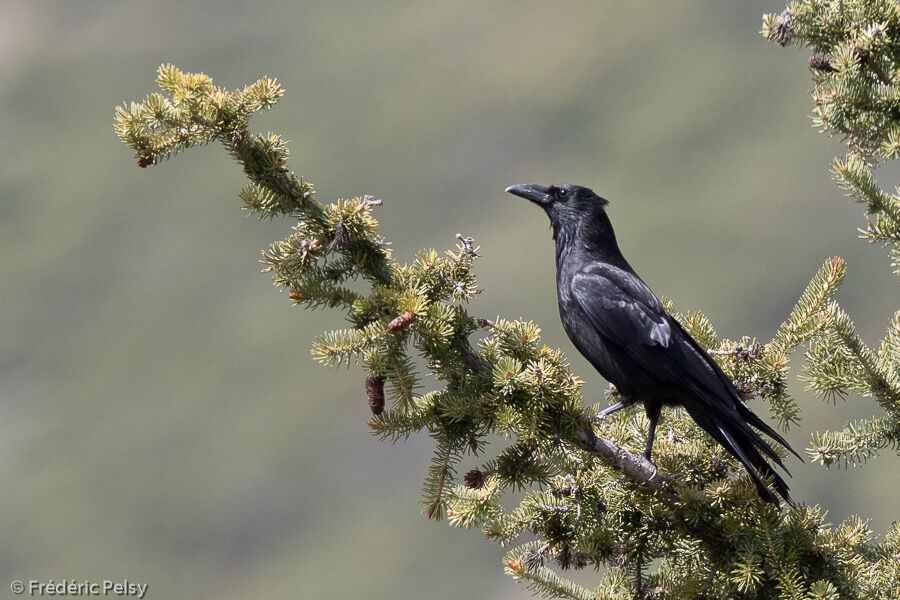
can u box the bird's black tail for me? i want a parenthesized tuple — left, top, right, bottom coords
(690, 406, 798, 506)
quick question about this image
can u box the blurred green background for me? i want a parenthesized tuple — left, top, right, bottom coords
(2, 2, 898, 598)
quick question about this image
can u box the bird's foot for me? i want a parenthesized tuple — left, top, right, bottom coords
(645, 467, 684, 484)
(643, 457, 659, 481)
(594, 400, 627, 423)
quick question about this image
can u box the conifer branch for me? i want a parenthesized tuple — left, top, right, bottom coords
(809, 416, 896, 467)
(116, 54, 900, 598)
(423, 435, 462, 520)
(826, 303, 900, 407)
(504, 553, 603, 600)
(387, 351, 416, 407)
(767, 0, 900, 473)
(770, 256, 845, 359)
(573, 429, 664, 492)
(832, 155, 900, 226)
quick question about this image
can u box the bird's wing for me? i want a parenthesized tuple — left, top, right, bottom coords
(570, 264, 673, 349)
(571, 263, 799, 502)
(570, 264, 728, 403)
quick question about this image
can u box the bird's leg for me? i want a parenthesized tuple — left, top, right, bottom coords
(643, 404, 662, 479)
(642, 417, 658, 461)
(595, 401, 626, 420)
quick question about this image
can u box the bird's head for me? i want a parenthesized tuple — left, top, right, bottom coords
(506, 183, 620, 253)
(505, 183, 609, 225)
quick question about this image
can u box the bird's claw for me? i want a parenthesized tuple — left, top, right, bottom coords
(645, 467, 685, 484)
(652, 471, 684, 484)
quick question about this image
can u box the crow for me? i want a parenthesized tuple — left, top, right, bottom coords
(506, 183, 799, 505)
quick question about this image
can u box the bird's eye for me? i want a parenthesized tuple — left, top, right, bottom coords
(555, 187, 569, 199)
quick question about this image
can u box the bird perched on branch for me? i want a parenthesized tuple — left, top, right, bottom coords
(506, 183, 799, 505)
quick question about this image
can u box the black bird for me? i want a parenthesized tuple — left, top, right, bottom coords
(506, 183, 799, 505)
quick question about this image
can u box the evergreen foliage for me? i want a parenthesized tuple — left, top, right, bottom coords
(115, 50, 898, 600)
(763, 0, 900, 468)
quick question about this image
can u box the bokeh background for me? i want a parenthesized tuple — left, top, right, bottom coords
(2, 2, 898, 598)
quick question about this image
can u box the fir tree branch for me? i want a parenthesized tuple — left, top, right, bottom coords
(767, 0, 900, 474)
(827, 302, 900, 408)
(423, 435, 463, 520)
(809, 416, 896, 467)
(116, 57, 900, 599)
(504, 558, 604, 600)
(452, 334, 490, 374)
(573, 428, 664, 492)
(832, 155, 900, 226)
(770, 257, 846, 359)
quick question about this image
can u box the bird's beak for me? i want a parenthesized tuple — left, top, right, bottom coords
(505, 184, 552, 206)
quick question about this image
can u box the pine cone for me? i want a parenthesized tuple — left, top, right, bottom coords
(522, 549, 544, 571)
(772, 9, 793, 47)
(388, 311, 417, 332)
(809, 56, 835, 72)
(463, 468, 485, 489)
(365, 374, 385, 415)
